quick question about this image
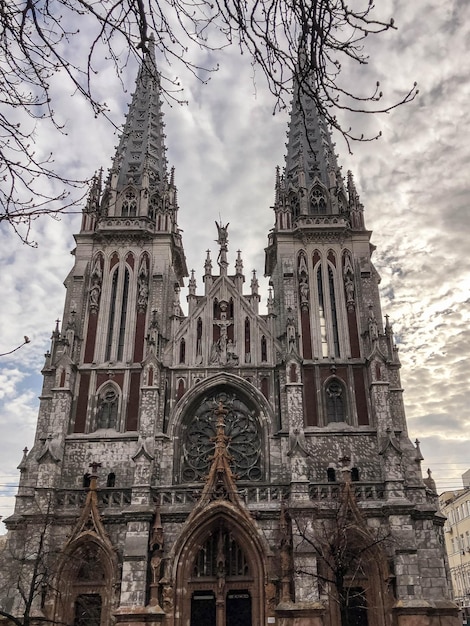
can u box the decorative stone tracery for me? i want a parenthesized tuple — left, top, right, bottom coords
(181, 390, 262, 483)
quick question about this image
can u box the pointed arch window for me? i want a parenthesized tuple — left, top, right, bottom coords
(317, 265, 328, 357)
(328, 266, 340, 357)
(244, 318, 251, 362)
(121, 189, 137, 217)
(117, 268, 129, 361)
(325, 379, 346, 423)
(290, 193, 300, 220)
(193, 529, 250, 578)
(105, 260, 133, 363)
(261, 335, 267, 362)
(196, 318, 203, 361)
(95, 385, 120, 430)
(310, 185, 327, 214)
(179, 338, 186, 364)
(105, 269, 119, 361)
(148, 193, 160, 221)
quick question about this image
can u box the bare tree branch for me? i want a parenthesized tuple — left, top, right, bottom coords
(0, 0, 418, 244)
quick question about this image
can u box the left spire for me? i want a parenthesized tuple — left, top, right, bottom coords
(111, 34, 168, 193)
(83, 35, 183, 236)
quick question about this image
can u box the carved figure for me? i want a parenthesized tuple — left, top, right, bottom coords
(162, 585, 173, 612)
(215, 221, 229, 246)
(368, 306, 378, 341)
(89, 282, 101, 307)
(89, 259, 103, 311)
(226, 340, 239, 365)
(137, 257, 149, 309)
(299, 276, 309, 305)
(286, 315, 296, 352)
(150, 552, 162, 584)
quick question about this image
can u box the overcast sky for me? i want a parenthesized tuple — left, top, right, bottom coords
(0, 0, 469, 530)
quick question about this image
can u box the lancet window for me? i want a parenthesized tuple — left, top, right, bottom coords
(328, 266, 340, 356)
(314, 253, 341, 358)
(317, 266, 328, 357)
(148, 193, 160, 221)
(261, 335, 267, 362)
(179, 338, 186, 364)
(105, 257, 133, 363)
(117, 269, 129, 361)
(289, 192, 300, 220)
(310, 185, 327, 214)
(196, 318, 203, 361)
(192, 529, 250, 578)
(121, 189, 137, 217)
(244, 317, 251, 362)
(325, 378, 346, 424)
(95, 385, 120, 430)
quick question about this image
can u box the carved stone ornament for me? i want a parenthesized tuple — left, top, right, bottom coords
(89, 258, 103, 313)
(343, 251, 355, 311)
(137, 256, 149, 312)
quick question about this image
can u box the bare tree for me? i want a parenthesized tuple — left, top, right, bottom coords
(0, 500, 58, 626)
(0, 0, 418, 244)
(292, 483, 394, 626)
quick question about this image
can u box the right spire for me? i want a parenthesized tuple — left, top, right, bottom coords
(274, 64, 365, 232)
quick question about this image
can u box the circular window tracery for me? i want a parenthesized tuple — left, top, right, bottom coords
(181, 390, 262, 483)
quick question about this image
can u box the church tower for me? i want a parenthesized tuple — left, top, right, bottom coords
(0, 43, 458, 626)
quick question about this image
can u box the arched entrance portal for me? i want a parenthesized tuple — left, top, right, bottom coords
(174, 514, 265, 626)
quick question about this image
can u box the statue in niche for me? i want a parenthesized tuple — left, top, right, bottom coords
(368, 305, 378, 342)
(286, 312, 296, 352)
(146, 309, 159, 350)
(226, 340, 239, 366)
(299, 275, 309, 306)
(89, 259, 102, 312)
(343, 252, 355, 310)
(210, 340, 220, 364)
(162, 585, 173, 612)
(137, 257, 149, 311)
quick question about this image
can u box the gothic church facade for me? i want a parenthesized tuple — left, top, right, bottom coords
(0, 44, 458, 626)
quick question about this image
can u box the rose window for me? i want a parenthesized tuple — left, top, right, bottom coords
(181, 391, 262, 482)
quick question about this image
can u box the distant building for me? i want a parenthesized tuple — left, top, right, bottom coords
(440, 473, 470, 618)
(0, 41, 459, 626)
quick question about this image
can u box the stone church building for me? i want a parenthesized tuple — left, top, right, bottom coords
(0, 43, 458, 626)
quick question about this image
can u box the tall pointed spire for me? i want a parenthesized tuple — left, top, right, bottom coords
(112, 35, 168, 193)
(271, 51, 352, 229)
(284, 85, 343, 201)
